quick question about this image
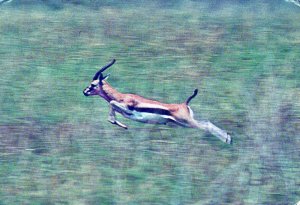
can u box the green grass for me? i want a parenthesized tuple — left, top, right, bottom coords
(0, 1, 300, 205)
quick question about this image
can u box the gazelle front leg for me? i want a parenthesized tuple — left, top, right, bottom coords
(109, 100, 133, 116)
(108, 104, 128, 129)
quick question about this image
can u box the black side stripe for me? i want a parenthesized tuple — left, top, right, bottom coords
(128, 106, 171, 116)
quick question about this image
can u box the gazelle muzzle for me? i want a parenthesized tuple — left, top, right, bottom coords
(83, 89, 90, 96)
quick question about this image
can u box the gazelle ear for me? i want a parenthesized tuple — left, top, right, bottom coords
(103, 73, 110, 80)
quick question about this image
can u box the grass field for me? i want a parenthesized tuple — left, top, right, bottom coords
(0, 1, 300, 204)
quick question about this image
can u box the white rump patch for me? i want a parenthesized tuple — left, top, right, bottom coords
(187, 106, 194, 119)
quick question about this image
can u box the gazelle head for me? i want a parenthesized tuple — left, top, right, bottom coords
(83, 59, 115, 96)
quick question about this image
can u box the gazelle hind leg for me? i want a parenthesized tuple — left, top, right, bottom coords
(108, 104, 128, 129)
(191, 119, 231, 144)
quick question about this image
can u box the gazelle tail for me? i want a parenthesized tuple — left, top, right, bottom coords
(185, 89, 198, 105)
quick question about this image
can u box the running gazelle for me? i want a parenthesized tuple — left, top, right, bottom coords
(83, 59, 232, 144)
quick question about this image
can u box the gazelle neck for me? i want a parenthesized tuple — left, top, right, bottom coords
(99, 81, 123, 102)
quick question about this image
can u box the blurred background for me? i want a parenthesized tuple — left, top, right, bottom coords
(0, 0, 299, 204)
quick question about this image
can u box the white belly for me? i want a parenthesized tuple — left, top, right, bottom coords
(123, 110, 171, 124)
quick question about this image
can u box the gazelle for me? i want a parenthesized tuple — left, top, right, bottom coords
(83, 59, 232, 144)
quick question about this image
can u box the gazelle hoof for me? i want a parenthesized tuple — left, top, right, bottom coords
(225, 133, 232, 144)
